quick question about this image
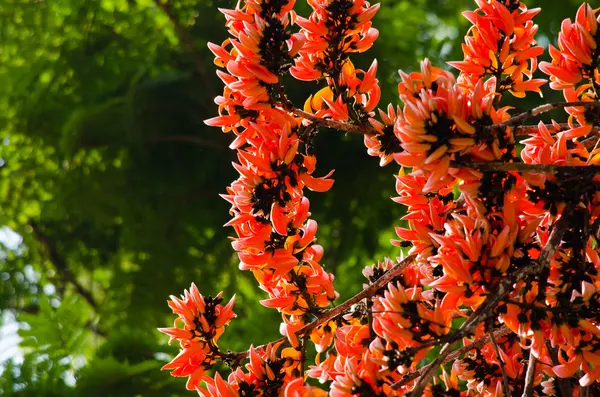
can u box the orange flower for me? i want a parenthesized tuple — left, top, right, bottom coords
(291, 0, 379, 82)
(540, 3, 599, 90)
(364, 104, 403, 166)
(179, 0, 600, 395)
(450, 0, 546, 97)
(159, 285, 236, 390)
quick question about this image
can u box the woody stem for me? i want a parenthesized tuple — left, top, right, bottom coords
(491, 330, 512, 397)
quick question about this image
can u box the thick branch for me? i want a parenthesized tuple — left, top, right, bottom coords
(30, 222, 99, 310)
(450, 161, 600, 174)
(486, 102, 600, 131)
(407, 210, 571, 396)
(293, 108, 378, 136)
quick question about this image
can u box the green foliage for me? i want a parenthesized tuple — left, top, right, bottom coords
(19, 295, 93, 360)
(0, 0, 586, 394)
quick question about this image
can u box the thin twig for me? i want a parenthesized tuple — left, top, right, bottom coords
(406, 210, 571, 396)
(583, 135, 600, 150)
(293, 108, 378, 136)
(391, 326, 511, 389)
(486, 102, 600, 131)
(592, 215, 600, 241)
(450, 161, 600, 174)
(490, 330, 512, 397)
(293, 108, 600, 160)
(294, 107, 600, 142)
(522, 352, 537, 397)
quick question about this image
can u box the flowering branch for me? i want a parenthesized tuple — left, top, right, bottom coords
(294, 108, 600, 145)
(297, 254, 416, 335)
(164, 1, 600, 395)
(514, 123, 600, 136)
(408, 209, 572, 396)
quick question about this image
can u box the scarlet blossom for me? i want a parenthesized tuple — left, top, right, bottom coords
(539, 3, 599, 90)
(387, 59, 513, 193)
(291, 0, 379, 82)
(197, 343, 310, 397)
(364, 104, 403, 166)
(159, 284, 236, 390)
(450, 0, 546, 97)
(163, 0, 600, 395)
(205, 0, 342, 367)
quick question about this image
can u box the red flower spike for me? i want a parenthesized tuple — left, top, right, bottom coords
(165, 1, 600, 395)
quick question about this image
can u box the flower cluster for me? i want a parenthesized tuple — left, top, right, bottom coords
(540, 3, 600, 131)
(358, 1, 600, 395)
(302, 59, 380, 122)
(540, 4, 599, 90)
(450, 0, 546, 97)
(206, 0, 300, 139)
(197, 344, 325, 397)
(161, 1, 600, 396)
(295, 0, 382, 123)
(291, 0, 379, 81)
(207, 0, 342, 348)
(159, 284, 236, 390)
(452, 326, 524, 395)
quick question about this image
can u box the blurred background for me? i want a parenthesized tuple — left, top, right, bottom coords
(0, 0, 584, 395)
